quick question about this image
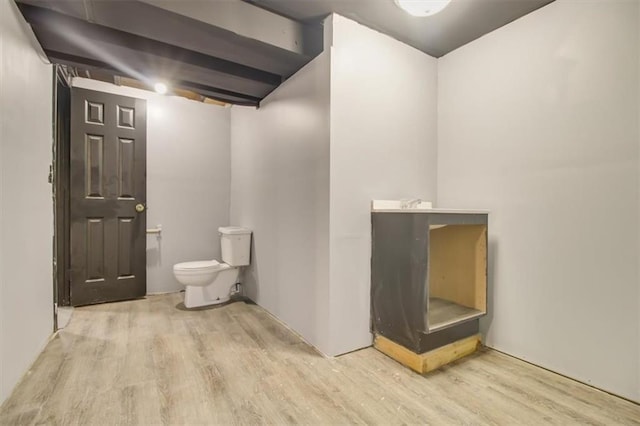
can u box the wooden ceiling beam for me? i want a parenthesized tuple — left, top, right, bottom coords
(18, 3, 282, 86)
(46, 50, 259, 107)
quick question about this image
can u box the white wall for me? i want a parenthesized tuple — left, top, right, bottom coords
(72, 78, 231, 294)
(0, 0, 54, 403)
(328, 15, 439, 355)
(437, 0, 639, 401)
(229, 15, 438, 357)
(230, 50, 331, 353)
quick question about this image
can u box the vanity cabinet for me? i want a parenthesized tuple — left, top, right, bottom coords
(371, 209, 488, 357)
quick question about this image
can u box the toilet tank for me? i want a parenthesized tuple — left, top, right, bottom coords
(218, 226, 252, 266)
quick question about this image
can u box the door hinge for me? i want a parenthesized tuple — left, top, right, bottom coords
(48, 165, 53, 184)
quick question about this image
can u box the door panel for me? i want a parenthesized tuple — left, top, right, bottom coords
(70, 88, 146, 306)
(85, 134, 104, 198)
(118, 138, 135, 198)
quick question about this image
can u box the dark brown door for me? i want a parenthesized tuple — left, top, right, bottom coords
(70, 88, 147, 306)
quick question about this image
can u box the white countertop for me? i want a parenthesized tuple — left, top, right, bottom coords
(372, 208, 489, 214)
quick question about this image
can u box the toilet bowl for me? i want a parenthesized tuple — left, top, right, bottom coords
(173, 226, 252, 309)
(173, 260, 239, 308)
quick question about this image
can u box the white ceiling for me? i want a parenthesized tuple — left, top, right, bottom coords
(246, 0, 555, 57)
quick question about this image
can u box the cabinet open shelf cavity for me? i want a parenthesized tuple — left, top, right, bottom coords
(427, 297, 484, 332)
(426, 224, 487, 332)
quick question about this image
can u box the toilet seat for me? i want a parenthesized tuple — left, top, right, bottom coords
(174, 260, 222, 272)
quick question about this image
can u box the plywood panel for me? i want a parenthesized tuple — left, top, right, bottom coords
(428, 297, 484, 332)
(428, 224, 487, 311)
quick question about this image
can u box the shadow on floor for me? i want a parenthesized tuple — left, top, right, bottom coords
(173, 294, 256, 311)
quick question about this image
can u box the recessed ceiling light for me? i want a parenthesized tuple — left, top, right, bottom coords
(394, 0, 452, 17)
(154, 82, 168, 95)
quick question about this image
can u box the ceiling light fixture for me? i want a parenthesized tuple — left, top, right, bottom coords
(394, 0, 452, 17)
(154, 82, 168, 95)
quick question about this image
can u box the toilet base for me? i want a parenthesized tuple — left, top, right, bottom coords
(184, 286, 230, 308)
(182, 266, 239, 309)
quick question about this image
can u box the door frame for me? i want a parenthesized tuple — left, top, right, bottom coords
(53, 65, 72, 308)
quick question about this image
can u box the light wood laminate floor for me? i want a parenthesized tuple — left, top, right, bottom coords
(1, 293, 638, 425)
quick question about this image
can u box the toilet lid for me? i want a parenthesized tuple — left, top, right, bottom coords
(174, 260, 220, 271)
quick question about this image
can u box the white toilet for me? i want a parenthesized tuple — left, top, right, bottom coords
(173, 226, 252, 308)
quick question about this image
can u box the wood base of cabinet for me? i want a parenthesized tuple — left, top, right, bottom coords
(374, 333, 481, 374)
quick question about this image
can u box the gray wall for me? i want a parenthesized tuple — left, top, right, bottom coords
(328, 15, 439, 355)
(0, 0, 53, 403)
(230, 50, 331, 353)
(71, 78, 231, 294)
(437, 0, 639, 401)
(229, 15, 439, 356)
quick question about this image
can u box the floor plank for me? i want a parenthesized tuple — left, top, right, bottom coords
(1, 293, 638, 425)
